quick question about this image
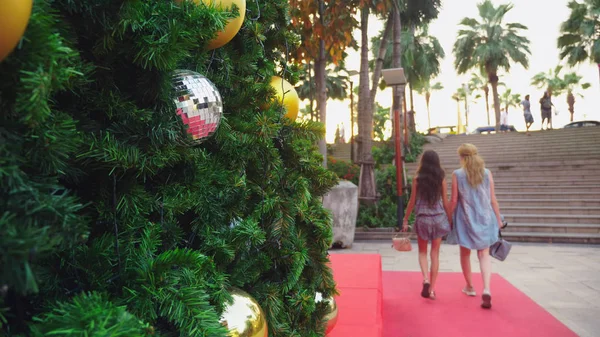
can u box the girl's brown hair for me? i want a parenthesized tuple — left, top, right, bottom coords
(458, 143, 485, 187)
(416, 150, 445, 206)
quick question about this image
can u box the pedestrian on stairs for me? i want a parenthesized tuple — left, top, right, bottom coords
(521, 95, 534, 135)
(447, 143, 504, 309)
(402, 150, 452, 301)
(539, 91, 554, 130)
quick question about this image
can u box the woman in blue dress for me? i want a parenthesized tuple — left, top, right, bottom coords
(449, 143, 503, 309)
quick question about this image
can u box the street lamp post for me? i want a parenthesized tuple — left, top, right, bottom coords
(382, 68, 407, 228)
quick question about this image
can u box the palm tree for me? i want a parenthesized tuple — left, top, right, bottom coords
(558, 0, 600, 86)
(373, 25, 445, 112)
(453, 0, 531, 130)
(452, 88, 467, 133)
(415, 80, 443, 130)
(531, 65, 566, 97)
(531, 66, 591, 121)
(500, 89, 521, 113)
(297, 65, 350, 121)
(563, 72, 591, 121)
(469, 71, 491, 125)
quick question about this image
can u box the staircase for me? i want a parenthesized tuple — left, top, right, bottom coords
(401, 127, 600, 244)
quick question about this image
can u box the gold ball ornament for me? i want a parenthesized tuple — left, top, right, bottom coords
(267, 76, 300, 121)
(0, 0, 33, 62)
(220, 287, 268, 337)
(178, 0, 246, 50)
(315, 292, 339, 335)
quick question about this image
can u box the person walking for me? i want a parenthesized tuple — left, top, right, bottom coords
(521, 95, 534, 135)
(402, 150, 452, 300)
(447, 144, 503, 309)
(539, 91, 554, 130)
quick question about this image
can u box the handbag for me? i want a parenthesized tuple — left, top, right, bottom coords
(392, 232, 412, 252)
(489, 230, 512, 261)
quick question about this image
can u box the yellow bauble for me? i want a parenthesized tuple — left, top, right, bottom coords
(179, 0, 246, 50)
(268, 76, 300, 121)
(220, 287, 268, 337)
(316, 292, 339, 335)
(0, 0, 33, 62)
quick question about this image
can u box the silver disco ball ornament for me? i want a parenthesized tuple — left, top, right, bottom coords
(172, 70, 223, 143)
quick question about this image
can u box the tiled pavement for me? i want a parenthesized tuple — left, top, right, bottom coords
(329, 241, 600, 337)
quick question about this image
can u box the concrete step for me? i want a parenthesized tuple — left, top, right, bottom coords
(493, 178, 600, 185)
(494, 185, 600, 193)
(499, 231, 600, 244)
(503, 223, 600, 234)
(495, 191, 600, 200)
(501, 206, 600, 215)
(435, 154, 600, 164)
(354, 227, 600, 244)
(504, 213, 600, 224)
(407, 170, 600, 179)
(491, 171, 600, 179)
(498, 199, 600, 207)
(450, 183, 600, 190)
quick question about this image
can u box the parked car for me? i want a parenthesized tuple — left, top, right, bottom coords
(563, 120, 600, 128)
(471, 125, 517, 134)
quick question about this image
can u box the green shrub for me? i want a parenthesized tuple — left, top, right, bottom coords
(327, 157, 360, 185)
(357, 166, 415, 228)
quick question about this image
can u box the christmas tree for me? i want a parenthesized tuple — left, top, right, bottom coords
(0, 0, 338, 336)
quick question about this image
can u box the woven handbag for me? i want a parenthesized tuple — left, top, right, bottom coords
(392, 232, 412, 252)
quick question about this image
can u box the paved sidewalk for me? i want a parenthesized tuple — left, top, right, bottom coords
(330, 241, 600, 337)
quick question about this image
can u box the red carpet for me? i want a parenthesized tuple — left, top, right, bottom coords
(328, 254, 383, 337)
(383, 271, 577, 337)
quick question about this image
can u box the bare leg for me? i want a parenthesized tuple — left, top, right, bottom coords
(429, 238, 442, 293)
(478, 248, 492, 294)
(418, 238, 429, 282)
(460, 246, 474, 291)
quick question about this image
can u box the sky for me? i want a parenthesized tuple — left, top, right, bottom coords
(317, 0, 600, 143)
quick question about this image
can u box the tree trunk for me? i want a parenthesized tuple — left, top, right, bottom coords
(484, 86, 490, 126)
(369, 14, 392, 113)
(357, 7, 371, 165)
(409, 83, 414, 112)
(489, 75, 502, 131)
(308, 62, 315, 121)
(567, 91, 575, 122)
(316, 0, 327, 167)
(426, 92, 431, 130)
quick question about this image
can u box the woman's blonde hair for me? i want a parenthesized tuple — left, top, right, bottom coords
(458, 143, 485, 187)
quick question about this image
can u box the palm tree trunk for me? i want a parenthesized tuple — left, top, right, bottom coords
(409, 83, 414, 112)
(316, 0, 327, 167)
(489, 74, 502, 130)
(357, 7, 371, 164)
(567, 91, 575, 122)
(308, 62, 314, 121)
(426, 92, 431, 130)
(369, 14, 392, 110)
(484, 86, 490, 126)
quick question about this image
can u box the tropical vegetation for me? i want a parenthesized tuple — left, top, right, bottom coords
(453, 0, 531, 130)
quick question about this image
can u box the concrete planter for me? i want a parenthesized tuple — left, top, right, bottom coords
(323, 180, 358, 248)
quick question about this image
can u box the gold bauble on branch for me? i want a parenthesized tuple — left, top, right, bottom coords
(266, 76, 300, 121)
(219, 287, 268, 337)
(0, 0, 33, 62)
(315, 292, 339, 335)
(177, 0, 246, 50)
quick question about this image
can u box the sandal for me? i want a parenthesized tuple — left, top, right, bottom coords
(429, 290, 436, 300)
(421, 281, 431, 298)
(481, 293, 492, 309)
